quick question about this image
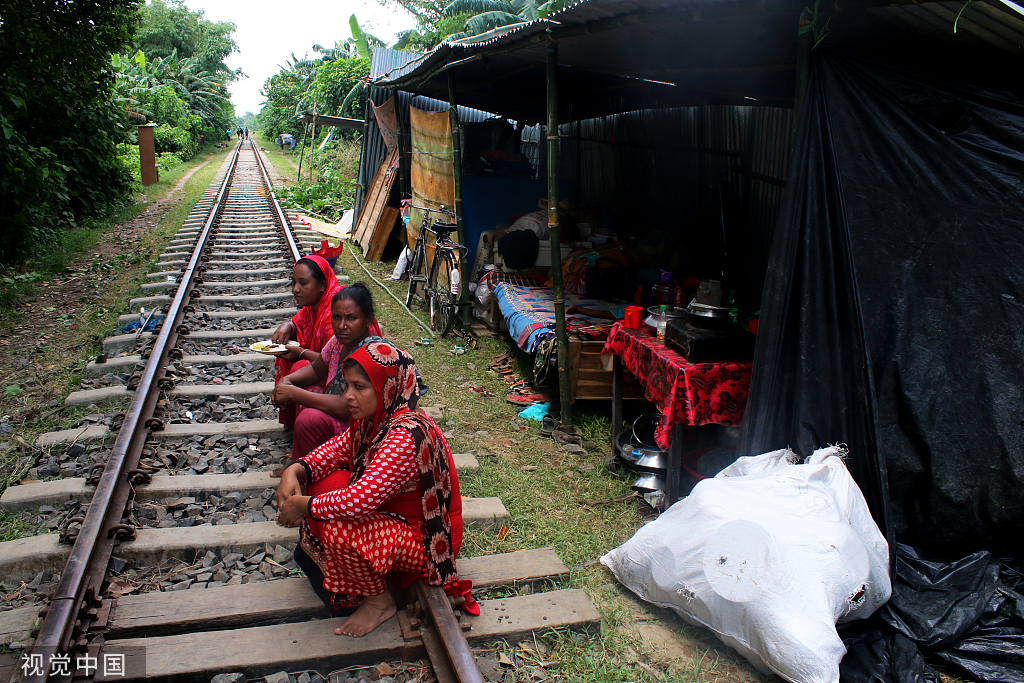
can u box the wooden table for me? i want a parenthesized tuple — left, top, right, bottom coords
(603, 323, 753, 505)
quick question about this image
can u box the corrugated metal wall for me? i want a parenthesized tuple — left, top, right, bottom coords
(560, 105, 793, 305)
(357, 49, 500, 219)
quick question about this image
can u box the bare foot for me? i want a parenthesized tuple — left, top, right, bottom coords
(334, 591, 396, 637)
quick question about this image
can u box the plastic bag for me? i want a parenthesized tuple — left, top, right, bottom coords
(840, 544, 1024, 683)
(601, 446, 891, 683)
(517, 402, 549, 421)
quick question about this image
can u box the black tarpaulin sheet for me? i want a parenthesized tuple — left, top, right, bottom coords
(839, 544, 1024, 683)
(741, 50, 1024, 559)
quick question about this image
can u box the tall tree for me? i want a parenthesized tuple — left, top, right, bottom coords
(0, 0, 140, 264)
(136, 0, 240, 79)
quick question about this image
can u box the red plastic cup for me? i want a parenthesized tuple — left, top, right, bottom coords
(624, 306, 643, 328)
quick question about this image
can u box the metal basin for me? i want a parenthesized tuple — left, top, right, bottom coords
(615, 430, 639, 461)
(632, 449, 668, 474)
(631, 474, 667, 494)
(631, 414, 661, 450)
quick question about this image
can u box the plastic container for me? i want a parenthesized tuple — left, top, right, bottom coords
(656, 305, 669, 342)
(651, 270, 683, 310)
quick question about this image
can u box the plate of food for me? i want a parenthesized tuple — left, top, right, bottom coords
(249, 340, 299, 356)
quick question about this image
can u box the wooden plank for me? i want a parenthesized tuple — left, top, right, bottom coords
(99, 589, 599, 682)
(0, 605, 38, 645)
(352, 149, 398, 248)
(365, 206, 400, 262)
(568, 335, 582, 405)
(106, 549, 568, 638)
(358, 163, 398, 253)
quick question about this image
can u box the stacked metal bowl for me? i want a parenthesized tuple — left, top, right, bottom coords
(615, 414, 668, 495)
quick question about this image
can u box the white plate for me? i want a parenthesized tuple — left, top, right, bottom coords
(249, 340, 298, 356)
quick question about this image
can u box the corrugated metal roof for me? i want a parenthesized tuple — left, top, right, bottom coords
(372, 0, 1024, 107)
(370, 47, 431, 80)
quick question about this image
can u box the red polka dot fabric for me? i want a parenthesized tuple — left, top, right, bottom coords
(306, 428, 417, 521)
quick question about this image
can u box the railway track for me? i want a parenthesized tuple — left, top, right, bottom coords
(0, 140, 599, 683)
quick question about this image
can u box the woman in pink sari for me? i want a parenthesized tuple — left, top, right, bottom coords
(271, 256, 379, 430)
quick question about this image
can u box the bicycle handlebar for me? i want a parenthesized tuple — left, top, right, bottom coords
(411, 204, 456, 219)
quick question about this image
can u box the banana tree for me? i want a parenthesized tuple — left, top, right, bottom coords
(441, 0, 569, 42)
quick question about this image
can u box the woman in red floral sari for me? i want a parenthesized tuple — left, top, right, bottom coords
(275, 342, 466, 637)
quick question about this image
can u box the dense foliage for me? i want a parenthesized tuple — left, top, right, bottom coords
(0, 0, 141, 265)
(136, 0, 239, 78)
(0, 0, 238, 267)
(258, 18, 380, 222)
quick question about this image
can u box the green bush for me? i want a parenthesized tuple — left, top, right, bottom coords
(0, 0, 138, 265)
(157, 151, 184, 170)
(153, 123, 197, 158)
(276, 179, 356, 222)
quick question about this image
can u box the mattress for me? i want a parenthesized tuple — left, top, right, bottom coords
(493, 282, 622, 352)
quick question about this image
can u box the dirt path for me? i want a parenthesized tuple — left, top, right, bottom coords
(0, 151, 224, 457)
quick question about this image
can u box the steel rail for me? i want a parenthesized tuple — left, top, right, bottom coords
(412, 581, 487, 683)
(20, 140, 488, 683)
(252, 141, 302, 264)
(20, 141, 243, 683)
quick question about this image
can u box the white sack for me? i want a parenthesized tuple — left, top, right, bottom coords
(600, 446, 891, 683)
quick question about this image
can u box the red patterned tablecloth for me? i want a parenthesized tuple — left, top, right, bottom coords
(602, 323, 752, 450)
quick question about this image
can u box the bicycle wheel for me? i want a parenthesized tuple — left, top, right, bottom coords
(429, 249, 459, 337)
(405, 244, 423, 309)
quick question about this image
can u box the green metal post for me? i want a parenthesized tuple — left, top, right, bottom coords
(546, 31, 572, 427)
(448, 71, 469, 310)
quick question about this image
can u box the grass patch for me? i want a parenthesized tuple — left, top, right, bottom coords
(0, 509, 37, 543)
(259, 134, 300, 187)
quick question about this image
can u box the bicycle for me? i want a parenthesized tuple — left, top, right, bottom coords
(405, 205, 466, 337)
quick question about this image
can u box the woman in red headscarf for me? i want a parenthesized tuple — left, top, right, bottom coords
(275, 342, 471, 637)
(271, 255, 379, 429)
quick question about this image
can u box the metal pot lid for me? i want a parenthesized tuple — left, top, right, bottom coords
(687, 302, 731, 318)
(647, 306, 686, 318)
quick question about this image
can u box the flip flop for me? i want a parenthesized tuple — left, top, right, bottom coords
(552, 429, 582, 446)
(506, 394, 550, 406)
(540, 414, 558, 437)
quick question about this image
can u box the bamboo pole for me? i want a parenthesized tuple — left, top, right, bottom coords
(448, 71, 469, 311)
(310, 111, 317, 182)
(296, 121, 309, 182)
(546, 31, 572, 427)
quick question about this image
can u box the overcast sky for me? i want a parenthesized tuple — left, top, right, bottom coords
(183, 0, 419, 115)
